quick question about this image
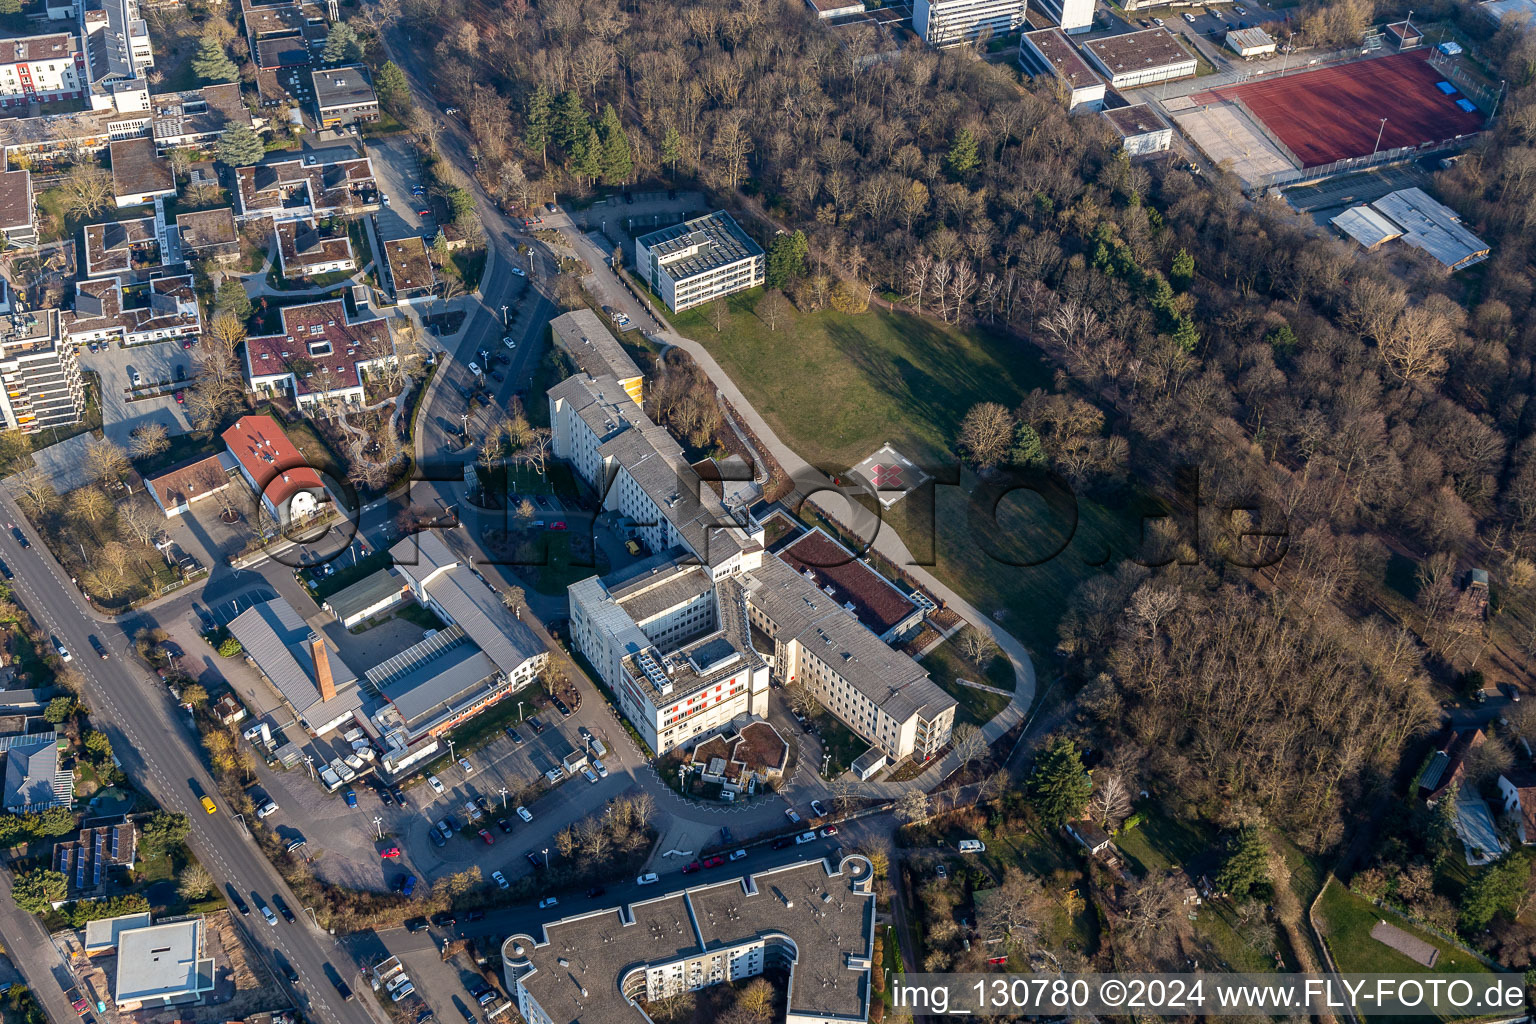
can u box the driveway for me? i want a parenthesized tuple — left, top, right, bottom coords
(78, 340, 194, 446)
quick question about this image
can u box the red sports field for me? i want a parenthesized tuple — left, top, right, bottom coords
(1194, 52, 1484, 168)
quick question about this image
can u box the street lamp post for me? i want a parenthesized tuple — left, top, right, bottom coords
(542, 847, 549, 868)
(372, 815, 384, 839)
(1373, 117, 1389, 156)
(304, 906, 321, 929)
(517, 700, 525, 721)
(499, 786, 509, 809)
(447, 738, 456, 767)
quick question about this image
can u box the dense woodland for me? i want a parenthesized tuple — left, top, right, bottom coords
(376, 0, 1536, 910)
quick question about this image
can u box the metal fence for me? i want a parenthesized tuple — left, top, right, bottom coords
(1427, 49, 1502, 112)
(1250, 132, 1480, 190)
(1230, 95, 1303, 168)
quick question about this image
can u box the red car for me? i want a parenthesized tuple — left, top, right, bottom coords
(550, 521, 567, 531)
(702, 855, 725, 869)
(180, 338, 193, 350)
(174, 390, 185, 404)
(681, 860, 701, 874)
(819, 825, 838, 837)
(478, 829, 495, 845)
(380, 846, 400, 858)
(417, 208, 432, 217)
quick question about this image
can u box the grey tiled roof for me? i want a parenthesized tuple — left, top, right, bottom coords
(228, 599, 361, 722)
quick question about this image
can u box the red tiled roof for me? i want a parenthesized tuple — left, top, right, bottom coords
(244, 299, 391, 396)
(146, 454, 227, 509)
(221, 414, 324, 507)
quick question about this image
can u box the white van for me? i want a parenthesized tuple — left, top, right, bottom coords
(958, 839, 986, 854)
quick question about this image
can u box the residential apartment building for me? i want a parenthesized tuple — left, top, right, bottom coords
(914, 0, 1027, 46)
(63, 275, 201, 347)
(634, 211, 763, 313)
(554, 367, 955, 765)
(80, 0, 154, 103)
(311, 63, 378, 126)
(242, 299, 395, 411)
(0, 170, 35, 246)
(0, 294, 84, 433)
(505, 857, 875, 1024)
(0, 33, 84, 108)
(273, 219, 356, 278)
(1104, 103, 1173, 156)
(233, 155, 376, 222)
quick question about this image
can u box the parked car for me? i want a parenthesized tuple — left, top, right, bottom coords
(794, 831, 817, 844)
(681, 860, 701, 874)
(505, 726, 524, 744)
(497, 817, 513, 834)
(785, 808, 801, 824)
(551, 697, 570, 716)
(401, 875, 416, 897)
(935, 864, 948, 879)
(390, 787, 407, 805)
(592, 759, 608, 778)
(958, 839, 986, 853)
(702, 855, 725, 868)
(427, 775, 445, 794)
(636, 872, 659, 885)
(538, 896, 559, 909)
(772, 836, 793, 849)
(433, 912, 457, 928)
(586, 886, 606, 899)
(511, 266, 527, 277)
(819, 825, 838, 838)
(256, 801, 279, 819)
(516, 805, 533, 823)
(526, 851, 543, 869)
(810, 800, 827, 818)
(406, 916, 428, 932)
(493, 870, 509, 889)
(344, 789, 357, 807)
(729, 848, 748, 861)
(581, 767, 599, 784)
(527, 716, 545, 734)
(477, 829, 495, 845)
(380, 846, 400, 858)
(435, 818, 454, 841)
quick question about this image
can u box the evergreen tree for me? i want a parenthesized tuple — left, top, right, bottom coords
(1013, 423, 1045, 466)
(140, 811, 191, 858)
(43, 696, 75, 724)
(216, 279, 252, 321)
(216, 121, 264, 167)
(661, 123, 682, 174)
(597, 104, 632, 184)
(1213, 825, 1270, 899)
(946, 126, 979, 178)
(1172, 317, 1200, 352)
(11, 869, 65, 915)
(569, 123, 602, 184)
(321, 21, 363, 64)
(375, 61, 410, 113)
(552, 90, 587, 151)
(766, 230, 809, 289)
(190, 35, 238, 84)
(1170, 248, 1196, 290)
(1460, 855, 1530, 930)
(1026, 737, 1093, 828)
(524, 85, 553, 168)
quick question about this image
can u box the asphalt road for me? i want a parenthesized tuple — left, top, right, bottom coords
(0, 495, 381, 1024)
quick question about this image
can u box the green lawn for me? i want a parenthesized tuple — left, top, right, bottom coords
(677, 294, 1145, 655)
(919, 640, 1012, 727)
(1316, 878, 1492, 976)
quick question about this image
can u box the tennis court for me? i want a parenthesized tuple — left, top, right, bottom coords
(1194, 52, 1485, 167)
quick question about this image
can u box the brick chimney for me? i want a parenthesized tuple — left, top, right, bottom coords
(310, 633, 335, 702)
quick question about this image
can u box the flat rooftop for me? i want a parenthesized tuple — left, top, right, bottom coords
(508, 857, 873, 1024)
(113, 917, 214, 1006)
(1103, 102, 1170, 137)
(311, 63, 375, 108)
(778, 528, 919, 637)
(635, 210, 763, 282)
(1083, 27, 1195, 74)
(1022, 28, 1102, 88)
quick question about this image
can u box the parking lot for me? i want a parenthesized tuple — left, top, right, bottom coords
(79, 340, 195, 446)
(366, 136, 433, 240)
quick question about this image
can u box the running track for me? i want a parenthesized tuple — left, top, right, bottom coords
(1191, 51, 1485, 167)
